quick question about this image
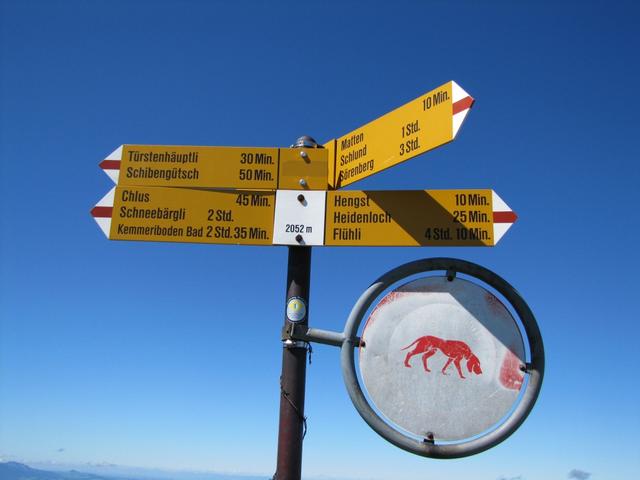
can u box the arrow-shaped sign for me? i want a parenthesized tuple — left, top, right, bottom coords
(99, 145, 328, 190)
(91, 186, 276, 245)
(325, 80, 474, 189)
(92, 188, 516, 247)
(324, 189, 516, 247)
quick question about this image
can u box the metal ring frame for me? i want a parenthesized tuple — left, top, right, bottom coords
(340, 257, 544, 459)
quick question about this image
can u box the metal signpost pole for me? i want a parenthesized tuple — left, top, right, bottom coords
(275, 245, 311, 480)
(275, 135, 318, 480)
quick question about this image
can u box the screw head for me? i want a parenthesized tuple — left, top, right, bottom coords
(299, 178, 307, 187)
(299, 150, 308, 159)
(295, 234, 303, 243)
(297, 194, 305, 203)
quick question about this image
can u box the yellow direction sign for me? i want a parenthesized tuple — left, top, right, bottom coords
(325, 190, 516, 247)
(91, 188, 517, 247)
(325, 81, 474, 189)
(100, 145, 328, 190)
(91, 186, 275, 245)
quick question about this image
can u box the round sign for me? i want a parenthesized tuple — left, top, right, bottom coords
(286, 296, 307, 323)
(360, 276, 525, 441)
(340, 258, 544, 459)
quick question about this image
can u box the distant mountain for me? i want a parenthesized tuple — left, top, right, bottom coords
(0, 462, 129, 480)
(0, 463, 358, 480)
(0, 463, 273, 480)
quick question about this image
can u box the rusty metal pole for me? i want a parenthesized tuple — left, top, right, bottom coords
(275, 245, 311, 480)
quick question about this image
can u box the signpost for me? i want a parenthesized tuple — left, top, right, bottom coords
(90, 81, 543, 480)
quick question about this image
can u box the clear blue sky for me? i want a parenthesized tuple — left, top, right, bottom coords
(1, 1, 639, 479)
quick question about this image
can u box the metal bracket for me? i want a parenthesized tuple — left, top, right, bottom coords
(520, 362, 533, 373)
(282, 323, 362, 348)
(281, 324, 300, 342)
(282, 338, 308, 349)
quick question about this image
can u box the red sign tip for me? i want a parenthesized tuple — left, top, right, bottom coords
(91, 206, 113, 218)
(493, 211, 518, 224)
(99, 160, 121, 170)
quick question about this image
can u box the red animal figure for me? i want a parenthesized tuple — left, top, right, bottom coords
(401, 335, 482, 379)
